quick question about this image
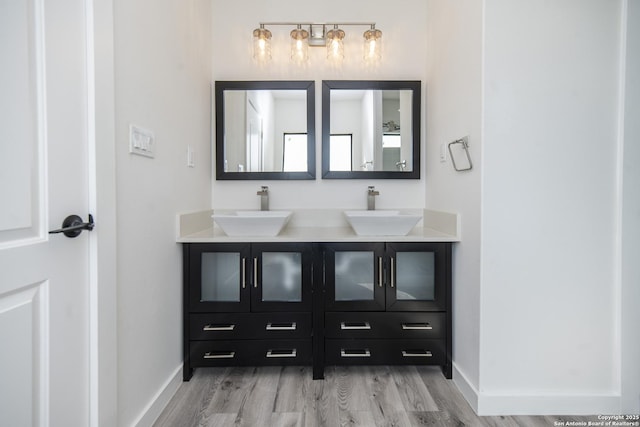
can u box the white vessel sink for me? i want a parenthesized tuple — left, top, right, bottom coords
(344, 210, 422, 236)
(212, 211, 292, 236)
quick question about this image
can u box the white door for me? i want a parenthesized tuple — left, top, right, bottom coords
(0, 0, 93, 425)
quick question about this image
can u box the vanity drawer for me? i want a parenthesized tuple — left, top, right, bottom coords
(325, 339, 445, 366)
(190, 339, 312, 367)
(325, 312, 445, 339)
(190, 312, 312, 340)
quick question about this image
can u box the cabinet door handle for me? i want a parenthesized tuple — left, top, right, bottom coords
(266, 322, 297, 331)
(253, 258, 258, 288)
(390, 257, 395, 288)
(203, 324, 235, 331)
(204, 351, 235, 359)
(266, 349, 297, 358)
(340, 349, 371, 358)
(402, 350, 432, 358)
(378, 257, 383, 287)
(401, 323, 433, 330)
(241, 258, 246, 289)
(340, 321, 371, 330)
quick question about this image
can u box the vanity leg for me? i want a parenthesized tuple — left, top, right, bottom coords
(183, 365, 193, 382)
(442, 361, 452, 379)
(183, 245, 193, 382)
(444, 242, 453, 380)
(312, 244, 325, 380)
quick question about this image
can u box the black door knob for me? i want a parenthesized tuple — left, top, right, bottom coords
(49, 214, 95, 238)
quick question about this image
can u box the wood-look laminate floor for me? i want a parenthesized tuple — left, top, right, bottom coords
(153, 366, 595, 427)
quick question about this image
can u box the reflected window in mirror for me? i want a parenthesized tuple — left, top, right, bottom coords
(322, 80, 420, 179)
(215, 81, 315, 180)
(283, 133, 307, 172)
(329, 134, 353, 171)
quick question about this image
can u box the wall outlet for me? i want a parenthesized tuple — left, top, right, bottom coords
(129, 125, 155, 158)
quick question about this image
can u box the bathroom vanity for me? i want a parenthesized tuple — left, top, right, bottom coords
(320, 241, 451, 379)
(188, 79, 458, 380)
(178, 209, 458, 381)
(183, 242, 314, 379)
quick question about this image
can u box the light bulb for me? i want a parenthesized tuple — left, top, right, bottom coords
(363, 27, 382, 64)
(290, 25, 309, 65)
(252, 26, 272, 63)
(326, 26, 345, 65)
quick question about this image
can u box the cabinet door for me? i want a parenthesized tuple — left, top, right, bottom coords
(386, 243, 447, 311)
(189, 243, 251, 312)
(323, 243, 386, 311)
(250, 243, 313, 312)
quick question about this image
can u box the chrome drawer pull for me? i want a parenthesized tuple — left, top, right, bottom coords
(204, 351, 235, 359)
(402, 350, 432, 358)
(266, 322, 297, 331)
(203, 324, 235, 331)
(266, 349, 297, 358)
(390, 257, 395, 288)
(253, 258, 258, 288)
(241, 258, 246, 289)
(341, 349, 371, 358)
(378, 257, 383, 287)
(340, 321, 371, 330)
(401, 323, 433, 330)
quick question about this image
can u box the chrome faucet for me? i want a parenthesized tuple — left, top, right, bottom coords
(257, 186, 269, 211)
(367, 186, 379, 210)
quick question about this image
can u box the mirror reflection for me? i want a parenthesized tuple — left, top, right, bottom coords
(216, 81, 315, 180)
(322, 81, 420, 179)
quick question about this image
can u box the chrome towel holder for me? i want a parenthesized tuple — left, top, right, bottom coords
(448, 136, 473, 172)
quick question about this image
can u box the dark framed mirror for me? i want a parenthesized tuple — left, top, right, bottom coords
(322, 80, 421, 179)
(215, 81, 315, 180)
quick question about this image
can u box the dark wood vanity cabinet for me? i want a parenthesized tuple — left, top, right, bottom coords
(318, 242, 452, 379)
(183, 241, 452, 381)
(183, 242, 314, 380)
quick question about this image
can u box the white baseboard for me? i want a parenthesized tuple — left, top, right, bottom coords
(477, 393, 621, 416)
(453, 362, 479, 413)
(132, 365, 182, 427)
(452, 363, 621, 415)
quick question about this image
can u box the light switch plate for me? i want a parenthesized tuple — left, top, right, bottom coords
(187, 145, 195, 168)
(129, 125, 155, 158)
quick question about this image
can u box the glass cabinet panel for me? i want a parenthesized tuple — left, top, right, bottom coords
(334, 251, 375, 301)
(201, 252, 240, 302)
(395, 252, 435, 301)
(262, 252, 302, 302)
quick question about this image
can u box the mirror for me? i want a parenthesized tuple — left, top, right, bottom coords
(215, 81, 315, 180)
(322, 80, 420, 179)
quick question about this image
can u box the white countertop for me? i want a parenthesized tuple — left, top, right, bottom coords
(176, 209, 460, 243)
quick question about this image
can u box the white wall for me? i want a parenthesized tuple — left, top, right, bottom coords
(427, 0, 635, 415)
(104, 0, 636, 421)
(273, 97, 307, 171)
(363, 92, 377, 171)
(425, 0, 484, 406)
(480, 0, 622, 414)
(621, 0, 640, 414)
(331, 99, 364, 170)
(223, 91, 246, 171)
(113, 0, 212, 425)
(211, 0, 428, 211)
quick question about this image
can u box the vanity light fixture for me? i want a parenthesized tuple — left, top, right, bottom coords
(252, 24, 272, 63)
(252, 22, 382, 65)
(290, 25, 309, 65)
(363, 25, 382, 64)
(326, 25, 345, 64)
